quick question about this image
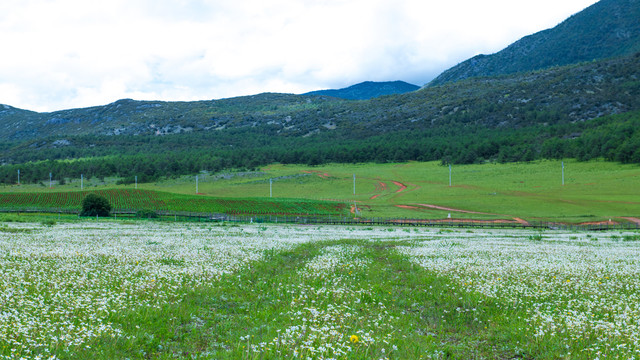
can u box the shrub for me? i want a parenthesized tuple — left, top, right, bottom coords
(41, 219, 56, 227)
(528, 233, 544, 241)
(135, 209, 159, 219)
(80, 193, 111, 217)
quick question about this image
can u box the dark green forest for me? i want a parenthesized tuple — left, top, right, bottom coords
(1, 109, 639, 185)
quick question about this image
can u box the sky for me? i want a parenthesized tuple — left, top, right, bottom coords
(1, 0, 599, 112)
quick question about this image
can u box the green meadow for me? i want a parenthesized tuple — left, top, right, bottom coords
(2, 160, 639, 223)
(2, 222, 639, 359)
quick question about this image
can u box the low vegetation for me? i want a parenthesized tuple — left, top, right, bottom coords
(1, 222, 638, 359)
(0, 189, 348, 217)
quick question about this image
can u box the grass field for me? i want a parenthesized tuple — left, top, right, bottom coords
(0, 189, 348, 216)
(2, 160, 639, 223)
(1, 220, 639, 359)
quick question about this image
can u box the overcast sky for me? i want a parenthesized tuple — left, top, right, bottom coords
(1, 0, 599, 112)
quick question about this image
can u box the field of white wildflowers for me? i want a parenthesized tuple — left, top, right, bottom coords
(1, 221, 639, 359)
(244, 244, 398, 359)
(0, 222, 421, 359)
(400, 230, 640, 359)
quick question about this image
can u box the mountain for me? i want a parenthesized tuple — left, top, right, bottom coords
(2, 54, 638, 144)
(3, 0, 640, 183)
(0, 94, 342, 141)
(302, 81, 419, 100)
(1, 53, 639, 176)
(429, 0, 640, 86)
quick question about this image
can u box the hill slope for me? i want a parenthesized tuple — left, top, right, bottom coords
(1, 53, 638, 148)
(1, 53, 639, 184)
(0, 93, 341, 142)
(429, 0, 640, 86)
(302, 81, 419, 100)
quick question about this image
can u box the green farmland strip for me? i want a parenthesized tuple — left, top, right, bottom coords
(0, 189, 348, 216)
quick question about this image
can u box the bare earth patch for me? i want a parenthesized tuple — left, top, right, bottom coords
(621, 217, 640, 225)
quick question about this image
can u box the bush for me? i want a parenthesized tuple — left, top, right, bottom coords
(41, 219, 56, 227)
(135, 209, 159, 219)
(80, 193, 111, 217)
(528, 233, 544, 241)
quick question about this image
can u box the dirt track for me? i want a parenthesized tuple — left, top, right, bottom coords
(392, 181, 407, 193)
(391, 218, 521, 225)
(621, 217, 640, 225)
(396, 204, 628, 226)
(411, 203, 496, 216)
(303, 170, 330, 179)
(370, 181, 388, 199)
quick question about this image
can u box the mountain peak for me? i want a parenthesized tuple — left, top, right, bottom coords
(303, 80, 419, 100)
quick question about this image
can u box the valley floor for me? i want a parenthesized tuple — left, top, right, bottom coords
(1, 221, 639, 359)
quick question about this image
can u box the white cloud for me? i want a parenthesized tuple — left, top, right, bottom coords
(0, 0, 599, 111)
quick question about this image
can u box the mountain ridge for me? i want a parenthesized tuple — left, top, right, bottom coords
(0, 53, 639, 144)
(302, 80, 419, 100)
(429, 0, 640, 86)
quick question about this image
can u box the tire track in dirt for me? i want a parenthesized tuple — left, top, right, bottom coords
(397, 204, 531, 225)
(374, 181, 388, 191)
(302, 170, 331, 179)
(412, 203, 496, 215)
(370, 181, 388, 199)
(621, 217, 640, 225)
(513, 217, 530, 226)
(392, 181, 407, 193)
(391, 218, 523, 225)
(578, 220, 618, 225)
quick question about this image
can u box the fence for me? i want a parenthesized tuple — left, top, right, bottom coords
(1, 207, 639, 231)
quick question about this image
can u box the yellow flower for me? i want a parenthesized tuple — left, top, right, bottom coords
(350, 334, 359, 343)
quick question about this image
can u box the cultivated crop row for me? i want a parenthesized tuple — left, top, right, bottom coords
(0, 189, 347, 216)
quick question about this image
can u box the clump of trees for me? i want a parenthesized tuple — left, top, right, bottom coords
(80, 193, 111, 217)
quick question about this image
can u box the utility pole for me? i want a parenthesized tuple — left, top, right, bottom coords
(562, 161, 565, 186)
(135, 175, 138, 189)
(270, 178, 273, 198)
(353, 174, 358, 215)
(196, 175, 199, 194)
(49, 173, 52, 188)
(17, 170, 20, 185)
(81, 174, 83, 190)
(353, 174, 356, 195)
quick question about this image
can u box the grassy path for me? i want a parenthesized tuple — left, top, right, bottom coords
(72, 239, 563, 359)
